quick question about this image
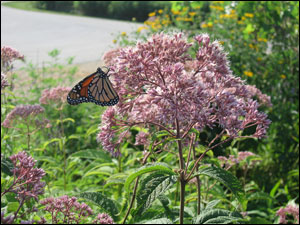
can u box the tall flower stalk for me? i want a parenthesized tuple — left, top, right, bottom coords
(99, 33, 271, 223)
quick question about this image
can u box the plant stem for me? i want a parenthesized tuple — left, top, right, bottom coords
(176, 118, 185, 224)
(122, 177, 139, 224)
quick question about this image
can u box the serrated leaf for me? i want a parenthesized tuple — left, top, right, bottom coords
(79, 192, 118, 219)
(135, 173, 177, 216)
(205, 200, 221, 210)
(192, 166, 244, 202)
(70, 149, 112, 162)
(194, 209, 242, 224)
(1, 158, 14, 176)
(140, 218, 173, 224)
(124, 163, 175, 194)
(204, 215, 242, 224)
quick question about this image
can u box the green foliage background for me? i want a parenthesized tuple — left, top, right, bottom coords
(1, 1, 299, 224)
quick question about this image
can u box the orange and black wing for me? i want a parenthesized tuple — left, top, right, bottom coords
(87, 68, 119, 106)
(67, 67, 119, 106)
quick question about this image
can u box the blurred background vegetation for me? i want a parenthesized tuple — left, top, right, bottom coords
(2, 1, 299, 223)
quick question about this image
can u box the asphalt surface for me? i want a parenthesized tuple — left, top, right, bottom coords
(1, 5, 141, 69)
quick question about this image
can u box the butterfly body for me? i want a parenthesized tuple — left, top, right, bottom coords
(67, 67, 119, 106)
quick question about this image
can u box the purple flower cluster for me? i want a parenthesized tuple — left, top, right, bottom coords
(2, 104, 45, 128)
(39, 86, 71, 105)
(40, 195, 93, 224)
(1, 73, 9, 90)
(277, 203, 299, 224)
(9, 151, 46, 201)
(98, 33, 271, 156)
(218, 151, 260, 170)
(1, 46, 24, 71)
(93, 213, 115, 224)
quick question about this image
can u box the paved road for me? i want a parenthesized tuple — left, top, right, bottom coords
(1, 5, 141, 69)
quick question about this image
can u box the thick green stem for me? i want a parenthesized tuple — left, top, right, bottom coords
(176, 118, 185, 224)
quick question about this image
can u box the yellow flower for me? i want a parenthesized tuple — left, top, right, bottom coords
(112, 39, 117, 44)
(121, 32, 127, 36)
(257, 57, 262, 62)
(249, 43, 255, 49)
(281, 74, 286, 79)
(237, 20, 244, 25)
(244, 13, 254, 18)
(201, 22, 213, 28)
(171, 9, 180, 15)
(258, 37, 268, 42)
(158, 9, 163, 14)
(244, 71, 254, 77)
(189, 12, 196, 16)
(210, 5, 224, 11)
(148, 12, 156, 17)
(185, 17, 193, 22)
(219, 41, 225, 45)
(137, 26, 148, 33)
(230, 9, 236, 15)
(241, 16, 246, 21)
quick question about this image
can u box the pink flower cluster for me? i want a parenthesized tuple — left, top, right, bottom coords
(9, 151, 46, 201)
(1, 46, 24, 70)
(40, 195, 93, 224)
(277, 203, 299, 224)
(1, 73, 9, 90)
(93, 213, 115, 224)
(2, 104, 45, 128)
(98, 33, 271, 156)
(218, 151, 260, 169)
(39, 86, 71, 105)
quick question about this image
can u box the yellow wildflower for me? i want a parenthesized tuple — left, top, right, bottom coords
(171, 9, 180, 15)
(281, 74, 286, 79)
(184, 17, 193, 22)
(189, 12, 196, 16)
(210, 5, 224, 11)
(201, 22, 213, 28)
(148, 12, 156, 17)
(244, 13, 254, 18)
(241, 16, 246, 21)
(244, 71, 254, 77)
(257, 57, 262, 62)
(158, 9, 163, 14)
(249, 44, 255, 49)
(258, 37, 268, 42)
(112, 39, 117, 44)
(121, 32, 127, 36)
(219, 41, 225, 45)
(137, 26, 148, 33)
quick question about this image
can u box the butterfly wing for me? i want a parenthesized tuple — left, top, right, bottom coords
(88, 73, 119, 106)
(67, 68, 119, 106)
(67, 70, 98, 105)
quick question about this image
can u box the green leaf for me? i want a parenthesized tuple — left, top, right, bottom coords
(124, 163, 176, 194)
(70, 149, 112, 162)
(79, 192, 118, 219)
(193, 209, 242, 224)
(141, 218, 173, 224)
(135, 173, 177, 216)
(205, 200, 221, 210)
(191, 166, 245, 203)
(1, 158, 14, 176)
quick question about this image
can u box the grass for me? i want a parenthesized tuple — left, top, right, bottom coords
(3, 1, 43, 12)
(2, 1, 78, 16)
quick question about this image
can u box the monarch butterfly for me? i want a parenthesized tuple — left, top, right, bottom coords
(67, 67, 119, 106)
